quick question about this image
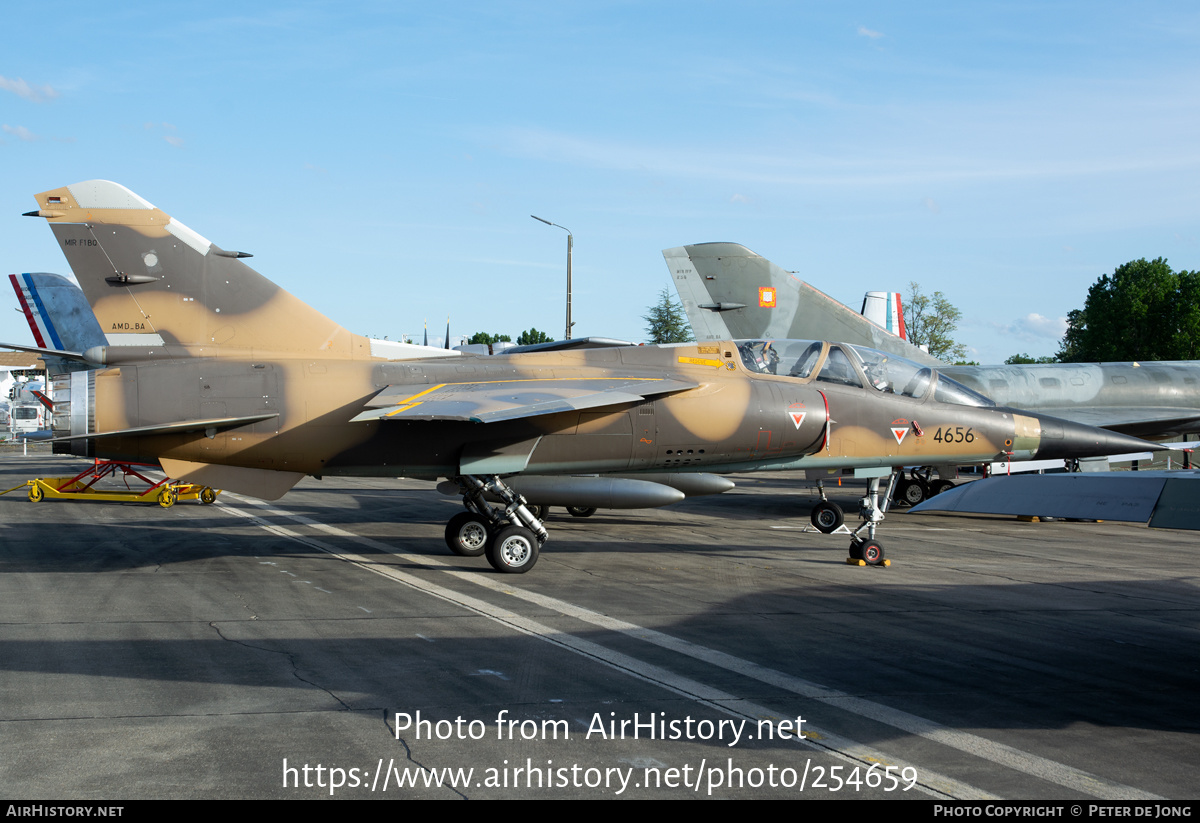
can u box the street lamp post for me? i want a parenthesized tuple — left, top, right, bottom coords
(531, 215, 573, 340)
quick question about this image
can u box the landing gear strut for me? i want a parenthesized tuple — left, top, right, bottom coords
(444, 475, 548, 573)
(848, 472, 898, 566)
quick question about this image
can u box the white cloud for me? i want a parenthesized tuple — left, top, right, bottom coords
(857, 26, 884, 39)
(2, 124, 37, 141)
(1016, 313, 1068, 338)
(145, 123, 184, 147)
(496, 125, 1200, 192)
(991, 313, 1068, 344)
(922, 197, 940, 214)
(0, 76, 58, 103)
(730, 193, 750, 204)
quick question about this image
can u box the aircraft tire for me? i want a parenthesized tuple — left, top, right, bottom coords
(28, 484, 43, 502)
(487, 525, 539, 574)
(861, 540, 885, 566)
(933, 480, 956, 495)
(810, 501, 844, 533)
(848, 540, 864, 560)
(566, 506, 597, 518)
(445, 512, 490, 557)
(896, 479, 925, 506)
(527, 504, 548, 520)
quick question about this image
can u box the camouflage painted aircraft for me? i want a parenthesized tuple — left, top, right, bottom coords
(667, 243, 1200, 438)
(9, 182, 1157, 571)
(5, 272, 735, 515)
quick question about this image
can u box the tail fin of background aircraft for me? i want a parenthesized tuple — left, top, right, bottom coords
(860, 291, 907, 340)
(10, 272, 107, 353)
(8, 272, 107, 374)
(27, 181, 372, 358)
(663, 242, 940, 367)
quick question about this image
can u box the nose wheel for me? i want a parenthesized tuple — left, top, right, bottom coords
(849, 538, 886, 565)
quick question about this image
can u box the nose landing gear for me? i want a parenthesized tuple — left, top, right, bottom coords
(847, 473, 897, 566)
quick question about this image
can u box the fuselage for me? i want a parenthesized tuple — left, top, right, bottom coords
(53, 340, 1141, 483)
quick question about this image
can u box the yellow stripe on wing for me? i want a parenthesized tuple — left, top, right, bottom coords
(385, 383, 446, 416)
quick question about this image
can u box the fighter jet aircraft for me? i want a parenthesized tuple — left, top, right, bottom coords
(12, 182, 1157, 572)
(4, 270, 735, 515)
(667, 243, 1200, 440)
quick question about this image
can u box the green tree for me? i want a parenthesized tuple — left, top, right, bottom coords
(643, 288, 694, 344)
(517, 328, 554, 346)
(904, 283, 967, 361)
(1058, 258, 1200, 362)
(467, 331, 512, 345)
(1004, 353, 1058, 364)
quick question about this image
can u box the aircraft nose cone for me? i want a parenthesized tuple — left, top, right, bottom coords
(1029, 412, 1163, 460)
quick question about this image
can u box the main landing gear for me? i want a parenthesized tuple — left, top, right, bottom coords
(892, 467, 956, 507)
(443, 475, 548, 574)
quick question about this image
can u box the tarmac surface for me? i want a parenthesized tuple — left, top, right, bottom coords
(1, 450, 1197, 800)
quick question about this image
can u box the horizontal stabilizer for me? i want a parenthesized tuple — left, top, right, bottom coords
(50, 413, 278, 443)
(0, 341, 89, 362)
(354, 377, 697, 423)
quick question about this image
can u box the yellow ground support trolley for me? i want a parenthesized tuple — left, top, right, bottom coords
(20, 460, 218, 508)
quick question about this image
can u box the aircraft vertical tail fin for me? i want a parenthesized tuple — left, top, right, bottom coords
(10, 272, 108, 353)
(861, 291, 907, 340)
(664, 243, 940, 366)
(27, 181, 368, 357)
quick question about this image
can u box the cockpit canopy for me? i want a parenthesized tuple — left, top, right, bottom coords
(735, 340, 995, 408)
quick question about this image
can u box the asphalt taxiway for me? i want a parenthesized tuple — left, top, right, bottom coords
(1, 451, 1197, 799)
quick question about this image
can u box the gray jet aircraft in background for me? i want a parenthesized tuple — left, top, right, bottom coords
(667, 243, 1200, 440)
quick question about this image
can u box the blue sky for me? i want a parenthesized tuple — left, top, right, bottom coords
(2, 2, 1198, 362)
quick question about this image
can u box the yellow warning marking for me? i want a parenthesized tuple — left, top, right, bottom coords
(430, 377, 661, 387)
(382, 377, 669, 416)
(677, 356, 724, 368)
(385, 383, 446, 416)
(499, 377, 657, 384)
